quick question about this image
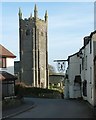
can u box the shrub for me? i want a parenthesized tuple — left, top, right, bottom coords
(15, 83, 61, 99)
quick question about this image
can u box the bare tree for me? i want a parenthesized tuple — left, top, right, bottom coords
(48, 64, 56, 75)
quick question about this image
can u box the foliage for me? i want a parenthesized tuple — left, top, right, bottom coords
(2, 97, 23, 110)
(49, 85, 64, 93)
(15, 82, 62, 99)
(48, 64, 65, 75)
(48, 64, 56, 75)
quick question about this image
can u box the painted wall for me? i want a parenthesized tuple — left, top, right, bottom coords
(92, 33, 96, 106)
(65, 32, 96, 106)
(81, 40, 94, 105)
(68, 54, 81, 98)
(67, 32, 96, 106)
(0, 58, 14, 75)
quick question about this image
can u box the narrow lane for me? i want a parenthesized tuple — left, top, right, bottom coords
(12, 98, 94, 118)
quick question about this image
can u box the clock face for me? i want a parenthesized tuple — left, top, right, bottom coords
(57, 62, 65, 72)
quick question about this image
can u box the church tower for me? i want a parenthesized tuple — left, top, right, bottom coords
(18, 5, 49, 88)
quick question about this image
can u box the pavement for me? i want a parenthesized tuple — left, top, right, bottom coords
(2, 98, 36, 119)
(81, 100, 96, 118)
(93, 106, 96, 118)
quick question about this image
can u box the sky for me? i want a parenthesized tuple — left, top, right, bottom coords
(1, 2, 94, 71)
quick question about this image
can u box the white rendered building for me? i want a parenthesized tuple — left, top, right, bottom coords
(0, 44, 16, 75)
(65, 31, 96, 106)
(0, 44, 17, 97)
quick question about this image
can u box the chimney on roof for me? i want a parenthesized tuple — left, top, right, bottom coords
(84, 36, 91, 46)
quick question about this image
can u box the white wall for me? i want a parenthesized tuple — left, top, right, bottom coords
(81, 41, 94, 105)
(66, 32, 96, 106)
(92, 33, 96, 106)
(0, 58, 14, 75)
(68, 54, 81, 98)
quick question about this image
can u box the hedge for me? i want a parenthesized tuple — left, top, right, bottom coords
(15, 83, 62, 99)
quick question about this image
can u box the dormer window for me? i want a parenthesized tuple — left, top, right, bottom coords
(0, 57, 6, 68)
(26, 29, 30, 36)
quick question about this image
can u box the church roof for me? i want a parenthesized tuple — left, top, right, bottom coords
(0, 44, 16, 58)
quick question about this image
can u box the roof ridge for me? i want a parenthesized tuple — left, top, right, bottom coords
(0, 44, 16, 58)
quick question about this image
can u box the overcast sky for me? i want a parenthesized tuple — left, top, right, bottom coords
(1, 2, 94, 71)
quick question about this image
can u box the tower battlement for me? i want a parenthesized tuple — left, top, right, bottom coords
(19, 4, 48, 24)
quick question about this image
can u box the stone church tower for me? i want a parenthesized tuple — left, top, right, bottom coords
(18, 5, 49, 88)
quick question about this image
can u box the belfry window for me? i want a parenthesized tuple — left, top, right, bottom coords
(26, 29, 30, 36)
(41, 32, 43, 36)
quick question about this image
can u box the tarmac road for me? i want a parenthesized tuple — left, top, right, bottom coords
(12, 97, 95, 118)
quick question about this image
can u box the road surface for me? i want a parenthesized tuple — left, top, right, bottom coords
(12, 97, 95, 118)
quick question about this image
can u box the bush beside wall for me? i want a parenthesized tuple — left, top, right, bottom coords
(15, 83, 62, 99)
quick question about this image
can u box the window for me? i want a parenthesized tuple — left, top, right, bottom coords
(0, 58, 2, 67)
(90, 67, 92, 84)
(26, 29, 30, 36)
(91, 88, 92, 99)
(83, 80, 87, 97)
(80, 64, 81, 74)
(41, 32, 43, 36)
(0, 57, 6, 68)
(82, 57, 84, 70)
(90, 40, 92, 54)
(85, 56, 87, 70)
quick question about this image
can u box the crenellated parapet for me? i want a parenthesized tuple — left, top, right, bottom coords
(18, 4, 48, 24)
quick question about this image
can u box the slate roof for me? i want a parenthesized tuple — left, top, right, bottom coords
(49, 75, 64, 84)
(0, 44, 16, 58)
(0, 71, 17, 81)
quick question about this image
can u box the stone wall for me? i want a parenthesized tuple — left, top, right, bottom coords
(19, 14, 48, 88)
